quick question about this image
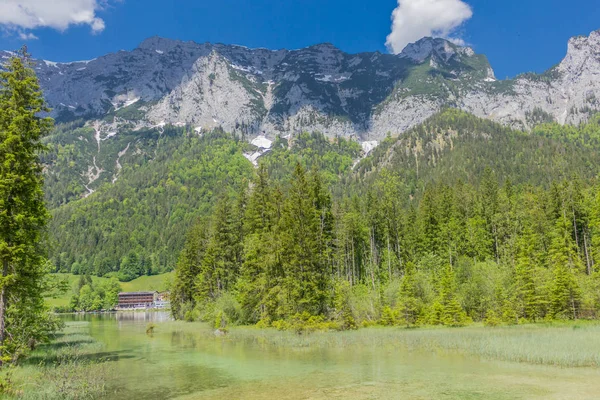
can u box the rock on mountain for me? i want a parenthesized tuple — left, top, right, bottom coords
(2, 30, 600, 139)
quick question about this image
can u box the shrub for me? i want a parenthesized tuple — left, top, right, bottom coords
(380, 306, 398, 326)
(484, 309, 502, 327)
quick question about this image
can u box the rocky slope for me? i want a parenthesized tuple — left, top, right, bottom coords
(4, 30, 599, 141)
(3, 30, 600, 205)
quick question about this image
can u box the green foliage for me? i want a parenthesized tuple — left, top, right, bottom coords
(261, 132, 361, 188)
(397, 263, 421, 327)
(38, 100, 600, 330)
(357, 109, 600, 189)
(68, 277, 121, 312)
(0, 48, 56, 365)
(171, 126, 600, 327)
(380, 306, 398, 326)
(48, 129, 254, 278)
(483, 309, 502, 327)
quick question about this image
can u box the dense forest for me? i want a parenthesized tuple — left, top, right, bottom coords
(171, 159, 600, 328)
(46, 110, 600, 283)
(39, 107, 600, 328)
(46, 128, 361, 280)
(167, 110, 600, 328)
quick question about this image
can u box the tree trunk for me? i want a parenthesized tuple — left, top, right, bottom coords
(0, 258, 8, 366)
(387, 234, 392, 279)
(583, 230, 592, 275)
(572, 208, 580, 249)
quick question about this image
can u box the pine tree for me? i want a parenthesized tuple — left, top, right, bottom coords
(237, 166, 283, 322)
(280, 164, 331, 316)
(0, 48, 54, 363)
(549, 214, 582, 319)
(197, 195, 241, 300)
(438, 265, 469, 326)
(171, 221, 208, 319)
(397, 262, 420, 327)
(481, 167, 500, 261)
(513, 227, 541, 321)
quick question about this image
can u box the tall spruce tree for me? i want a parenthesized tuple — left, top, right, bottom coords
(280, 164, 331, 316)
(171, 221, 208, 319)
(238, 165, 282, 322)
(397, 262, 420, 327)
(513, 227, 541, 321)
(0, 48, 54, 363)
(197, 195, 240, 301)
(549, 215, 582, 319)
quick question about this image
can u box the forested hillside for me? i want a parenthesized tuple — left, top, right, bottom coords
(172, 114, 600, 326)
(46, 110, 600, 284)
(46, 127, 363, 279)
(356, 110, 600, 189)
(48, 128, 254, 280)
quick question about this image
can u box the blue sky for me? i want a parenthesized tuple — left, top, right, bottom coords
(0, 0, 599, 79)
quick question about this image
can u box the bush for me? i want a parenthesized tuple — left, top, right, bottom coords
(380, 306, 398, 326)
(484, 309, 502, 327)
(270, 313, 339, 333)
(214, 311, 227, 329)
(52, 305, 74, 314)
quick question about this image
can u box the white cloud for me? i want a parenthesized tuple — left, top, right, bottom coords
(447, 37, 466, 46)
(0, 0, 110, 35)
(386, 0, 473, 54)
(18, 31, 39, 40)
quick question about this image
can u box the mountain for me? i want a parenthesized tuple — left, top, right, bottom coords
(4, 30, 600, 141)
(46, 109, 600, 277)
(4, 30, 600, 278)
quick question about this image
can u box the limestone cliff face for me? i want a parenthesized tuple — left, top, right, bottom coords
(3, 30, 600, 140)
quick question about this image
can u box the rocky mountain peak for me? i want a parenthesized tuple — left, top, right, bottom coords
(399, 37, 474, 63)
(558, 29, 600, 75)
(305, 42, 340, 52)
(3, 29, 600, 141)
(138, 36, 185, 52)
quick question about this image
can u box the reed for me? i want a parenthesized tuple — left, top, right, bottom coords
(7, 322, 113, 400)
(166, 320, 600, 368)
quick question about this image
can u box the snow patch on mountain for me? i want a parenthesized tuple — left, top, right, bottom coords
(251, 135, 272, 149)
(361, 141, 378, 155)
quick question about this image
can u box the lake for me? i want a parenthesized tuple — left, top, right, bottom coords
(65, 312, 600, 399)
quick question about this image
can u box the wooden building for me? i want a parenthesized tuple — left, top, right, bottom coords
(118, 291, 158, 309)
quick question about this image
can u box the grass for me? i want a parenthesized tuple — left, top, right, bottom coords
(120, 272, 173, 292)
(6, 322, 115, 399)
(168, 320, 600, 369)
(45, 272, 174, 308)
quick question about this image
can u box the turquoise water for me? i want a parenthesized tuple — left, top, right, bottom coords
(65, 313, 600, 399)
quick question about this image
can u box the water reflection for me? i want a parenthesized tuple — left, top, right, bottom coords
(64, 311, 172, 323)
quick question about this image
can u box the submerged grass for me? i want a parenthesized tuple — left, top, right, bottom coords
(7, 321, 114, 400)
(162, 320, 600, 369)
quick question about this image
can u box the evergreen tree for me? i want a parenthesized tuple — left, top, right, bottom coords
(438, 265, 469, 326)
(513, 227, 542, 321)
(397, 262, 420, 327)
(238, 166, 283, 322)
(280, 164, 331, 316)
(549, 215, 582, 319)
(0, 48, 54, 363)
(171, 221, 207, 319)
(197, 195, 241, 301)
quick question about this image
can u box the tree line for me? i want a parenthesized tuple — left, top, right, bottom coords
(172, 162, 600, 329)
